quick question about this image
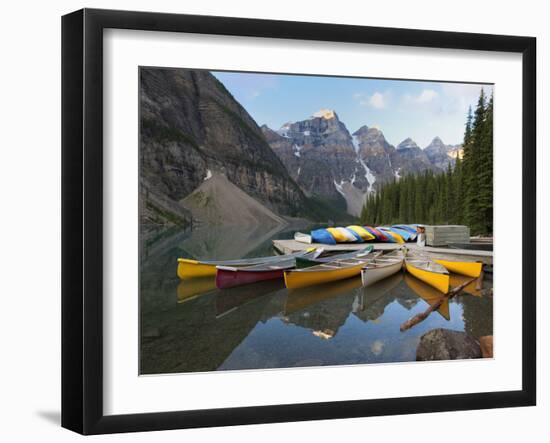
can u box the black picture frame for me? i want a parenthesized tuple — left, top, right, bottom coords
(62, 8, 537, 435)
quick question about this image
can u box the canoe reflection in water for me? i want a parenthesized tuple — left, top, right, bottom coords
(403, 273, 450, 320)
(176, 276, 217, 303)
(283, 276, 364, 339)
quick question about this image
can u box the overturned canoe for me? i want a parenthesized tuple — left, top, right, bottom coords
(405, 252, 450, 293)
(347, 225, 376, 241)
(434, 258, 483, 278)
(177, 249, 316, 279)
(392, 224, 419, 235)
(296, 246, 374, 269)
(326, 227, 360, 243)
(364, 226, 390, 242)
(215, 250, 321, 289)
(310, 228, 337, 245)
(388, 226, 416, 242)
(361, 249, 404, 287)
(284, 252, 382, 289)
(378, 227, 405, 244)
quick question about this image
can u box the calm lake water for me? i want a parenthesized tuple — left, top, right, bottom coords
(140, 224, 493, 374)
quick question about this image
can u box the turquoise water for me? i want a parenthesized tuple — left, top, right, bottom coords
(140, 225, 493, 374)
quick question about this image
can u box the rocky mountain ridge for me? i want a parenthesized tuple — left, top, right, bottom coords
(140, 69, 350, 226)
(264, 110, 461, 216)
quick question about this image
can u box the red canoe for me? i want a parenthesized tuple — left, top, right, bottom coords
(215, 250, 321, 289)
(216, 267, 286, 289)
(364, 226, 389, 242)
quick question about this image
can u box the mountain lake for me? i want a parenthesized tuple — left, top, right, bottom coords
(140, 224, 493, 374)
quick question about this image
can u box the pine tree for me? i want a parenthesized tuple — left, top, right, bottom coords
(454, 155, 464, 224)
(398, 180, 407, 222)
(478, 93, 493, 233)
(445, 163, 454, 223)
(414, 177, 425, 222)
(466, 89, 487, 234)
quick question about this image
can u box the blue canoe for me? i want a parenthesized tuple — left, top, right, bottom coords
(310, 228, 337, 245)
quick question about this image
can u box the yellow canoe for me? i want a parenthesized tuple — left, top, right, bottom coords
(403, 273, 450, 320)
(434, 259, 483, 278)
(379, 228, 405, 244)
(326, 227, 356, 242)
(405, 254, 449, 294)
(347, 225, 376, 241)
(177, 249, 317, 279)
(177, 259, 217, 279)
(284, 253, 380, 289)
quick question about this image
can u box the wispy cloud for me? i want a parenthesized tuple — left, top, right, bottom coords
(403, 88, 438, 105)
(354, 91, 390, 109)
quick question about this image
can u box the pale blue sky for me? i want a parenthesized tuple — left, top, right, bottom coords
(213, 71, 492, 147)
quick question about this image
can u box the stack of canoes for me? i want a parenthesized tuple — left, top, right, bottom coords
(295, 224, 419, 245)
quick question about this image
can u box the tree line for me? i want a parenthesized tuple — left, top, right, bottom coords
(359, 89, 493, 235)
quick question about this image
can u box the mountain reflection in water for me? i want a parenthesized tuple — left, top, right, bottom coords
(140, 225, 493, 374)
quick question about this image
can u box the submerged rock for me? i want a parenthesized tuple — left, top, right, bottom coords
(416, 328, 481, 361)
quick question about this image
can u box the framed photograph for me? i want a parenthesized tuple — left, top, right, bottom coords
(62, 8, 536, 434)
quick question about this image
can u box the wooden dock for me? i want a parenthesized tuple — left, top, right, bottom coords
(272, 239, 493, 265)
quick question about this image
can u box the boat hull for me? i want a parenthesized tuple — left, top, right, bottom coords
(361, 261, 403, 287)
(284, 263, 364, 289)
(434, 259, 483, 278)
(177, 259, 217, 279)
(405, 262, 449, 293)
(216, 268, 284, 289)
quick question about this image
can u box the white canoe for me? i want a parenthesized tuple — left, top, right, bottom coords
(361, 249, 405, 287)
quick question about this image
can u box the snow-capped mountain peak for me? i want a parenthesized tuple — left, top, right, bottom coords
(312, 109, 336, 120)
